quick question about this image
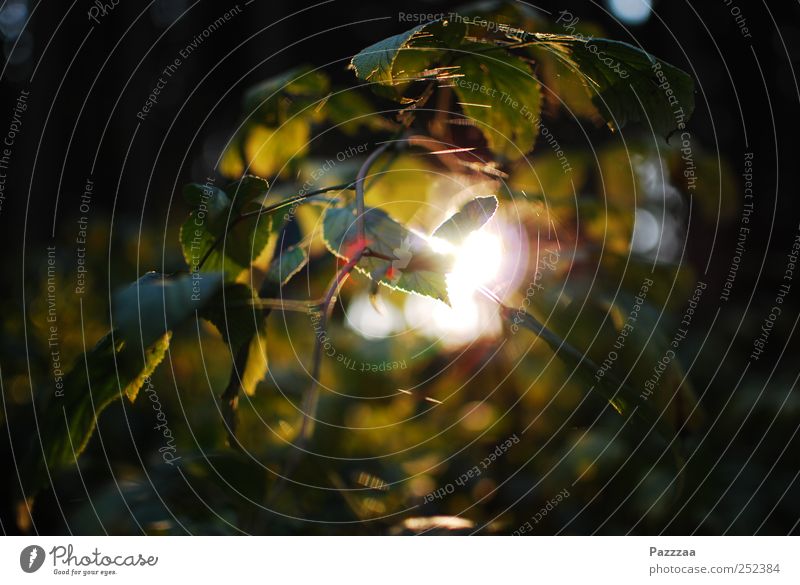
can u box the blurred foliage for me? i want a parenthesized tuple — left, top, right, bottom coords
(1, 1, 797, 537)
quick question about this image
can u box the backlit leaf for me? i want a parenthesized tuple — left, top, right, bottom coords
(350, 19, 466, 102)
(452, 45, 542, 160)
(179, 176, 274, 282)
(25, 331, 171, 494)
(265, 244, 308, 287)
(222, 66, 327, 179)
(243, 65, 330, 124)
(323, 204, 452, 304)
(113, 271, 222, 348)
(321, 90, 397, 135)
(201, 284, 269, 396)
(532, 34, 694, 137)
(433, 195, 498, 245)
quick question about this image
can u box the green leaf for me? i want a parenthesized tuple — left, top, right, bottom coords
(223, 66, 327, 179)
(532, 34, 695, 137)
(452, 45, 542, 160)
(320, 90, 397, 135)
(505, 282, 699, 439)
(504, 305, 629, 417)
(25, 331, 171, 494)
(113, 271, 223, 348)
(265, 244, 308, 287)
(224, 118, 312, 180)
(201, 284, 263, 351)
(180, 176, 274, 282)
(200, 284, 269, 397)
(183, 182, 229, 210)
(243, 65, 330, 125)
(509, 151, 589, 201)
(225, 175, 270, 212)
(323, 204, 452, 304)
(599, 290, 703, 431)
(361, 153, 437, 224)
(350, 19, 466, 102)
(238, 329, 269, 398)
(181, 181, 231, 236)
(432, 195, 498, 245)
(351, 25, 423, 83)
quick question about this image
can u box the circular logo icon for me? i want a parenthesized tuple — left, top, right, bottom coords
(19, 545, 45, 573)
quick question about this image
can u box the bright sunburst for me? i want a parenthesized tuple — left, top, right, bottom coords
(407, 227, 505, 345)
(349, 219, 513, 345)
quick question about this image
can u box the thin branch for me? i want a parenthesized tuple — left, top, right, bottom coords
(478, 284, 618, 393)
(479, 285, 657, 429)
(469, 36, 548, 55)
(362, 248, 394, 262)
(397, 81, 435, 127)
(265, 250, 364, 511)
(407, 135, 472, 173)
(299, 250, 364, 441)
(239, 183, 354, 220)
(219, 148, 397, 459)
(219, 225, 297, 451)
(262, 138, 405, 515)
(355, 143, 392, 244)
(239, 298, 321, 312)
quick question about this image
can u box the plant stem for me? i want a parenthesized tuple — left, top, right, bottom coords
(478, 284, 625, 405)
(240, 298, 320, 312)
(469, 35, 549, 55)
(479, 285, 655, 427)
(355, 143, 392, 244)
(239, 183, 354, 220)
(299, 250, 364, 440)
(266, 250, 363, 511)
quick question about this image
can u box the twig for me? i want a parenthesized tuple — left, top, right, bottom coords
(299, 250, 364, 440)
(265, 250, 364, 511)
(355, 144, 392, 245)
(218, 224, 299, 450)
(478, 284, 627, 403)
(362, 249, 394, 262)
(262, 138, 406, 517)
(469, 36, 548, 55)
(479, 285, 675, 437)
(397, 81, 435, 127)
(219, 147, 396, 461)
(239, 298, 320, 312)
(407, 135, 473, 173)
(239, 183, 354, 220)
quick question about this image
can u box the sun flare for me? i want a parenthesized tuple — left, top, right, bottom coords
(406, 228, 505, 345)
(445, 230, 503, 293)
(349, 224, 509, 345)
